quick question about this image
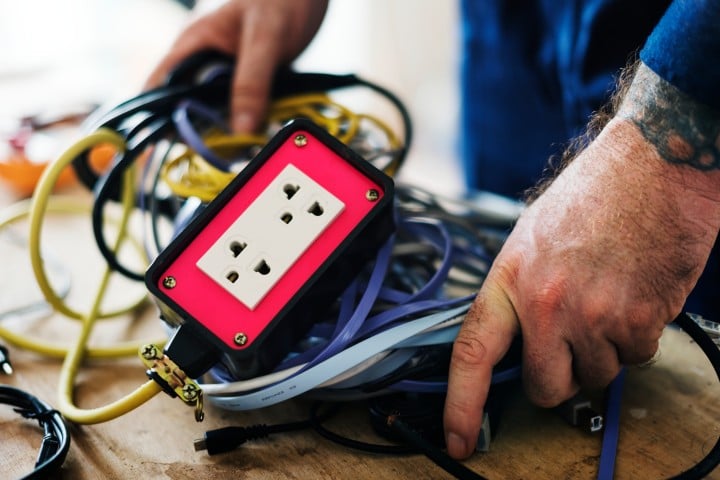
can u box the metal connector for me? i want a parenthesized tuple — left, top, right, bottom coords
(556, 393, 603, 434)
(687, 312, 720, 348)
(139, 343, 204, 422)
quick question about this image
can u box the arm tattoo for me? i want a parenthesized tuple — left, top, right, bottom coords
(618, 63, 720, 171)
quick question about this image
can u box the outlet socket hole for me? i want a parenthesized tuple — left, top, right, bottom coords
(283, 183, 300, 199)
(226, 271, 239, 283)
(254, 260, 271, 275)
(230, 241, 247, 257)
(281, 212, 293, 224)
(308, 201, 324, 216)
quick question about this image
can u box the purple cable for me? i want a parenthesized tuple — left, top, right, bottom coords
(355, 296, 475, 341)
(399, 217, 454, 302)
(276, 279, 361, 369)
(390, 365, 522, 393)
(293, 235, 395, 372)
(173, 99, 231, 171)
(207, 204, 493, 390)
(275, 212, 483, 372)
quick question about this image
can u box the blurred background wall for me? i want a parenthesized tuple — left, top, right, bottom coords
(0, 0, 462, 200)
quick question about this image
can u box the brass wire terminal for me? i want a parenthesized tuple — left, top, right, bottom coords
(139, 343, 204, 421)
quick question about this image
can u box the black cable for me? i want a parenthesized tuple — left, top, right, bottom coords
(0, 385, 71, 480)
(74, 51, 412, 194)
(193, 418, 313, 455)
(91, 117, 173, 281)
(387, 415, 487, 480)
(308, 402, 416, 455)
(354, 77, 413, 171)
(668, 312, 720, 479)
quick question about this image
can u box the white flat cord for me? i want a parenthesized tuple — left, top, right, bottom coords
(201, 312, 465, 396)
(206, 304, 470, 410)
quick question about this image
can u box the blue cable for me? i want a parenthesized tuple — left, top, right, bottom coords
(598, 368, 626, 480)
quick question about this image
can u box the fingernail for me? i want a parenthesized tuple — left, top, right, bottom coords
(446, 432, 468, 458)
(233, 112, 255, 133)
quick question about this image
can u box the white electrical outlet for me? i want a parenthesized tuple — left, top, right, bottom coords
(196, 164, 345, 310)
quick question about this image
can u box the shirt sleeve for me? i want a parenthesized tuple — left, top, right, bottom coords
(640, 0, 720, 110)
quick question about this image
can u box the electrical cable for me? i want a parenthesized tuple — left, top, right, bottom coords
(0, 385, 70, 479)
(21, 129, 164, 423)
(665, 313, 720, 480)
(27, 129, 138, 319)
(595, 313, 720, 480)
(308, 402, 416, 455)
(386, 414, 487, 480)
(54, 166, 162, 424)
(597, 369, 625, 480)
(90, 120, 170, 281)
(2, 56, 421, 427)
(0, 160, 162, 363)
(10, 49, 718, 479)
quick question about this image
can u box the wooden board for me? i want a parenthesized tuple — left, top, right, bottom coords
(1, 189, 719, 479)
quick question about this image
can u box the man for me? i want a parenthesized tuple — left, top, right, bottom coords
(147, 0, 720, 458)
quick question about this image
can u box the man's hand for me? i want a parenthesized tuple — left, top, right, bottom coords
(443, 68, 720, 457)
(146, 0, 328, 132)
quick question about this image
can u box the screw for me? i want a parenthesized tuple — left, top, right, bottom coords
(234, 332, 248, 346)
(294, 134, 308, 147)
(141, 344, 158, 360)
(162, 276, 177, 289)
(366, 189, 380, 202)
(182, 384, 200, 401)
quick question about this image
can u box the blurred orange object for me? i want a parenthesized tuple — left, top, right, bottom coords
(88, 143, 118, 173)
(0, 104, 101, 197)
(0, 152, 77, 197)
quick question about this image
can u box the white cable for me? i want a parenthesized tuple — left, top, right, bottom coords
(206, 304, 469, 410)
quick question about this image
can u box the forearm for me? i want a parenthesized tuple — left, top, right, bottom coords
(615, 62, 720, 233)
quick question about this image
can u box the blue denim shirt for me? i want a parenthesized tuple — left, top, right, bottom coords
(459, 0, 719, 317)
(459, 0, 669, 197)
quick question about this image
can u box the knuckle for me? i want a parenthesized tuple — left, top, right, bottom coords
(451, 331, 489, 371)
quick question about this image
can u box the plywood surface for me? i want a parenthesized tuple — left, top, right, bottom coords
(1, 189, 718, 480)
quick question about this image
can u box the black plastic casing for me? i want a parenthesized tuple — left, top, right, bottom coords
(145, 119, 395, 379)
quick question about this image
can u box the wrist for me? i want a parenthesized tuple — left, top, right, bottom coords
(616, 63, 720, 201)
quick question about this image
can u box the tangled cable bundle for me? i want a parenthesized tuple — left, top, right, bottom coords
(1, 49, 719, 480)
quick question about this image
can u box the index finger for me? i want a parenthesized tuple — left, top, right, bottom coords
(443, 281, 519, 459)
(229, 10, 286, 132)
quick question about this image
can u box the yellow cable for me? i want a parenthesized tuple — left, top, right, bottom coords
(57, 380, 162, 424)
(55, 166, 160, 423)
(22, 129, 161, 422)
(4, 94, 404, 423)
(0, 196, 164, 358)
(27, 129, 139, 320)
(161, 93, 402, 202)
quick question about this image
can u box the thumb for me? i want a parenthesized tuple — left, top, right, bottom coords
(443, 281, 519, 459)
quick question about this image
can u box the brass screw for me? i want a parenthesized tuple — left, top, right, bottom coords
(366, 189, 380, 202)
(234, 332, 248, 346)
(141, 344, 158, 360)
(294, 134, 308, 147)
(162, 276, 177, 289)
(182, 384, 200, 402)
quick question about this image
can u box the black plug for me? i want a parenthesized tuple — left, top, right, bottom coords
(556, 393, 603, 434)
(0, 345, 13, 375)
(36, 431, 61, 467)
(194, 425, 273, 455)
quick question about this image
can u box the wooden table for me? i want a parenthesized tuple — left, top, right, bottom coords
(1, 186, 719, 480)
